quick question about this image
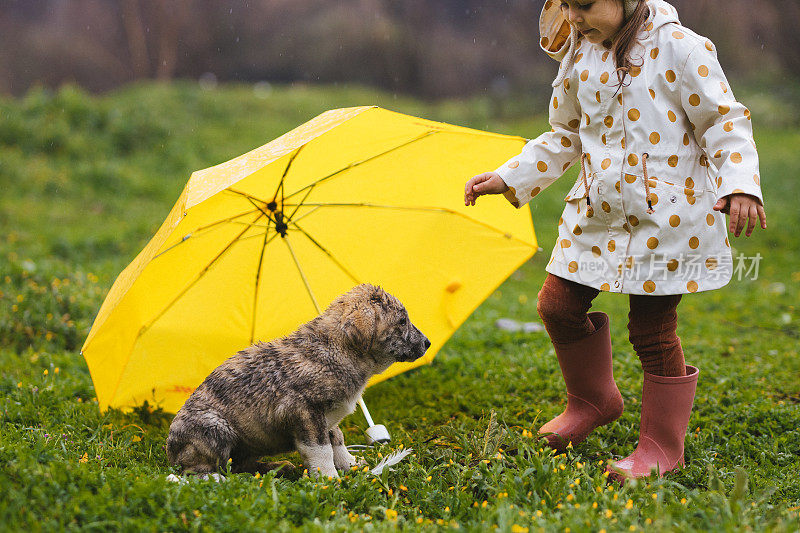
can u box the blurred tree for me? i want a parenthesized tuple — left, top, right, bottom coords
(0, 0, 796, 100)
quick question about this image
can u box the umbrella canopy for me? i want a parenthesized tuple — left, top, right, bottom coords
(82, 106, 537, 413)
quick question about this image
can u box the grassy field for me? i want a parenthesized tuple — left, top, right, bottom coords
(1, 82, 798, 531)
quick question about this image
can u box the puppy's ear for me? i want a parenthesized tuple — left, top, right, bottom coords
(342, 306, 376, 352)
(368, 286, 392, 313)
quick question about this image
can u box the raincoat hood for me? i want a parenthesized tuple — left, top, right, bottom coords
(541, 0, 681, 86)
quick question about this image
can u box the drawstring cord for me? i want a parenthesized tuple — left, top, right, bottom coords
(580, 152, 591, 207)
(580, 150, 653, 214)
(613, 66, 631, 96)
(642, 152, 654, 214)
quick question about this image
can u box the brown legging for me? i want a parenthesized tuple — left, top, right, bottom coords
(536, 273, 686, 377)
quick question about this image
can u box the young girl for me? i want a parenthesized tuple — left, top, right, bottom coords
(464, 0, 767, 481)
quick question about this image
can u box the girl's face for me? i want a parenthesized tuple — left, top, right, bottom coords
(560, 0, 625, 45)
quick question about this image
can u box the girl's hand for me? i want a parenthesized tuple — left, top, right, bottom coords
(713, 193, 766, 237)
(464, 172, 510, 206)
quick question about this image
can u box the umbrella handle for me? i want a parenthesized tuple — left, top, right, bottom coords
(358, 397, 375, 427)
(358, 398, 391, 444)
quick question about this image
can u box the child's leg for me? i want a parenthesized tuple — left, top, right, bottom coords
(605, 294, 696, 482)
(536, 274, 622, 450)
(537, 274, 601, 342)
(627, 294, 686, 377)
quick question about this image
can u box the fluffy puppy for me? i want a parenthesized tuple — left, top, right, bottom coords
(166, 284, 430, 478)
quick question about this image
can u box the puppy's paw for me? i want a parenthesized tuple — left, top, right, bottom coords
(311, 465, 339, 479)
(197, 472, 227, 482)
(333, 446, 362, 470)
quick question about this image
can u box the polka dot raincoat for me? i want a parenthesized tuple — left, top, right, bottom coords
(496, 0, 763, 295)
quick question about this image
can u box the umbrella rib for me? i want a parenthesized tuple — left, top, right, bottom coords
(286, 181, 317, 222)
(289, 220, 361, 285)
(193, 208, 263, 231)
(290, 205, 322, 225)
(284, 237, 322, 315)
(151, 208, 263, 260)
(250, 217, 274, 344)
(299, 202, 449, 212)
(284, 131, 437, 201)
(108, 211, 265, 407)
(226, 188, 272, 206)
(272, 146, 303, 206)
(291, 203, 538, 249)
(242, 195, 279, 227)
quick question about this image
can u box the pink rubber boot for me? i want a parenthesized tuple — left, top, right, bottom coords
(538, 312, 624, 451)
(607, 365, 699, 482)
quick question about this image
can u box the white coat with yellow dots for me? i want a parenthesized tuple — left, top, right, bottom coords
(496, 0, 763, 295)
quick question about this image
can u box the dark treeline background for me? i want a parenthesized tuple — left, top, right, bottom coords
(0, 0, 798, 100)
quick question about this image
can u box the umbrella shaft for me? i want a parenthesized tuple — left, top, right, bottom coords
(358, 398, 375, 427)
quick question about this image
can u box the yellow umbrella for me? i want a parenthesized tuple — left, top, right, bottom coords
(81, 106, 537, 415)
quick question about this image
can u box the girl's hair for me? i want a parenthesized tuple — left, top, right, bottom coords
(611, 1, 650, 85)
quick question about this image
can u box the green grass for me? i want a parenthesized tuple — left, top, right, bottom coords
(1, 82, 798, 531)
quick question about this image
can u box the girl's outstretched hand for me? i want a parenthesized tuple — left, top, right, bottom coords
(713, 193, 767, 237)
(464, 172, 509, 206)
